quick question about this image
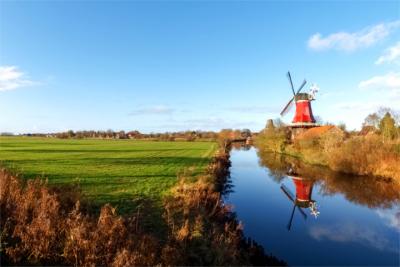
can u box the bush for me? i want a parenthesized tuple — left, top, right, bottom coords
(256, 128, 289, 154)
(256, 122, 400, 181)
(328, 135, 400, 180)
(0, 169, 158, 266)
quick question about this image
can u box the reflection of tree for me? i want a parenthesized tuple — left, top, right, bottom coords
(256, 150, 288, 183)
(318, 175, 400, 209)
(256, 149, 400, 209)
(231, 143, 251, 151)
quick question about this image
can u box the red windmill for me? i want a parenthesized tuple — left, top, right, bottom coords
(280, 169, 320, 231)
(280, 72, 319, 133)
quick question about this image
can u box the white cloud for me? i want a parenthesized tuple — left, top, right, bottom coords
(358, 72, 400, 97)
(375, 42, 400, 65)
(308, 20, 400, 52)
(129, 105, 174, 116)
(334, 101, 382, 112)
(309, 223, 396, 252)
(227, 105, 280, 114)
(325, 73, 400, 129)
(376, 209, 400, 232)
(157, 116, 259, 131)
(0, 66, 35, 91)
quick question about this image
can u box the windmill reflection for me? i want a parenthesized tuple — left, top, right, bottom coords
(280, 169, 320, 231)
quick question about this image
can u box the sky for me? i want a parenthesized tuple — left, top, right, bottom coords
(0, 0, 399, 133)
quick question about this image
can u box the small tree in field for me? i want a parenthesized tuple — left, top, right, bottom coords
(379, 112, 397, 141)
(363, 113, 380, 129)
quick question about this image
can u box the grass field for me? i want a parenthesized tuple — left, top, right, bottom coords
(0, 137, 217, 215)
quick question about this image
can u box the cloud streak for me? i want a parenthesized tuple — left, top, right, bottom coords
(227, 105, 280, 114)
(158, 116, 259, 131)
(358, 72, 400, 97)
(129, 105, 174, 116)
(308, 20, 400, 52)
(0, 66, 36, 91)
(309, 223, 397, 252)
(376, 209, 400, 232)
(376, 42, 400, 65)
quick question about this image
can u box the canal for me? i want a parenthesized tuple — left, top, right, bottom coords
(225, 146, 400, 266)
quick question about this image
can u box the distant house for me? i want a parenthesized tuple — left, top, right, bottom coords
(296, 125, 344, 140)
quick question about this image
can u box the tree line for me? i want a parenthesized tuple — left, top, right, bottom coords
(16, 129, 253, 142)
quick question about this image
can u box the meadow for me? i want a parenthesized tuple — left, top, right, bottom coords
(0, 137, 217, 214)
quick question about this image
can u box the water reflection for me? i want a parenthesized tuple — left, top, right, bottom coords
(281, 172, 319, 231)
(376, 209, 400, 232)
(308, 222, 397, 253)
(257, 150, 400, 209)
(226, 146, 400, 266)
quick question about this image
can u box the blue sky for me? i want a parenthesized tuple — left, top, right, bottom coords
(0, 1, 399, 133)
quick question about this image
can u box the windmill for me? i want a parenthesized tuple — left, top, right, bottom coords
(280, 72, 318, 129)
(280, 170, 320, 231)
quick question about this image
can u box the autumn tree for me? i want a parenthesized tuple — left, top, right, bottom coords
(363, 113, 380, 129)
(379, 112, 397, 141)
(377, 107, 399, 124)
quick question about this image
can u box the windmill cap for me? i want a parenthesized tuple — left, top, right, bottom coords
(296, 199, 315, 208)
(295, 93, 311, 101)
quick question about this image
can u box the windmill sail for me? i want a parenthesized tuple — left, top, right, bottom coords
(281, 184, 295, 201)
(281, 72, 307, 117)
(296, 79, 307, 94)
(287, 203, 297, 231)
(280, 185, 308, 220)
(280, 97, 294, 116)
(287, 72, 296, 96)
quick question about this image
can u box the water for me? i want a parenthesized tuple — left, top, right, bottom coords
(225, 146, 400, 266)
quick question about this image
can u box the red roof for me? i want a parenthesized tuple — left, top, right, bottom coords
(297, 125, 338, 139)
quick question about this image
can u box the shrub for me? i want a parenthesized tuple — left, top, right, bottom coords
(1, 173, 65, 264)
(0, 169, 158, 266)
(256, 128, 289, 154)
(327, 135, 400, 181)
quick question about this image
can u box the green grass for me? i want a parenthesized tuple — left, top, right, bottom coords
(0, 137, 217, 215)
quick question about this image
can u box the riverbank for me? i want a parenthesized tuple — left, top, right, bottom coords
(161, 145, 285, 265)
(0, 141, 285, 266)
(255, 128, 400, 183)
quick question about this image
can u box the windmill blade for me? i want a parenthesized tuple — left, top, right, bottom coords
(280, 97, 294, 116)
(281, 185, 308, 220)
(296, 79, 307, 94)
(280, 184, 295, 203)
(287, 71, 296, 96)
(297, 207, 308, 220)
(287, 203, 296, 231)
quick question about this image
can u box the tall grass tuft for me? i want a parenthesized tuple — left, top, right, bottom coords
(0, 169, 157, 266)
